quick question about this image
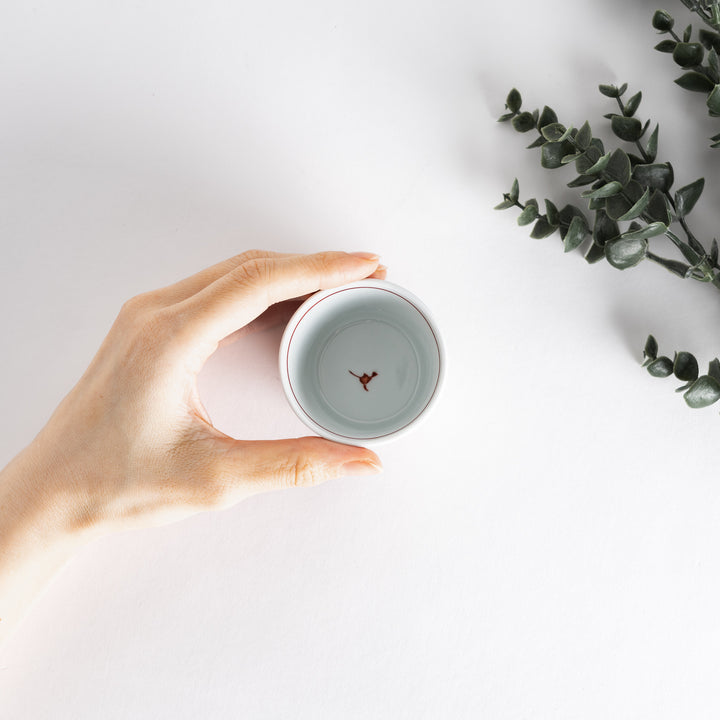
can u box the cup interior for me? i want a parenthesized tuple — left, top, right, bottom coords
(281, 281, 443, 444)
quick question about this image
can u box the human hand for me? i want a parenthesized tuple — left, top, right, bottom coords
(9, 250, 386, 539)
(0, 249, 387, 639)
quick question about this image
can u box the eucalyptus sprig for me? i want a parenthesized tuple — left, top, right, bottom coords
(652, 2, 720, 139)
(643, 334, 720, 407)
(496, 84, 715, 282)
(496, 82, 720, 410)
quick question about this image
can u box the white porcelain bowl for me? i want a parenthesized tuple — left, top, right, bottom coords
(279, 279, 444, 446)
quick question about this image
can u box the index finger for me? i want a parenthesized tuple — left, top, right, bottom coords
(174, 251, 381, 360)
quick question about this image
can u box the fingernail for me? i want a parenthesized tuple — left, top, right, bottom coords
(375, 264, 388, 273)
(341, 459, 383, 476)
(350, 252, 380, 262)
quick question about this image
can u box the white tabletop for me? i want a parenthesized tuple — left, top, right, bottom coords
(3, 1, 720, 717)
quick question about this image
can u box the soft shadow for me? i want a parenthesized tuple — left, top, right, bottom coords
(609, 303, 655, 362)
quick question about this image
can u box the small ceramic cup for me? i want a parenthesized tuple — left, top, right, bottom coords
(279, 279, 444, 446)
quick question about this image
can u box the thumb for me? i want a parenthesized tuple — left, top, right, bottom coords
(226, 436, 383, 495)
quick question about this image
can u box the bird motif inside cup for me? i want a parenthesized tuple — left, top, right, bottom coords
(349, 370, 378, 392)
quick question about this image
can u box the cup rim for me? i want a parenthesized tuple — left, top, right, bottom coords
(278, 279, 445, 446)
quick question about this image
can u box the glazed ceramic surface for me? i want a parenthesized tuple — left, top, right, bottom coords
(279, 280, 444, 445)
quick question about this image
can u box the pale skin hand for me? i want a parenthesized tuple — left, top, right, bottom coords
(0, 250, 386, 644)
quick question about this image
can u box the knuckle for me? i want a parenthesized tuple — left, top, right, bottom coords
(119, 293, 147, 320)
(117, 304, 175, 363)
(232, 256, 275, 287)
(287, 455, 325, 489)
(305, 252, 335, 277)
(235, 249, 269, 265)
(118, 291, 164, 326)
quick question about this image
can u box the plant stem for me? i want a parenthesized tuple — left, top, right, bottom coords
(613, 95, 708, 259)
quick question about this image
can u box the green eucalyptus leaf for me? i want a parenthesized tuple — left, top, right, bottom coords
(509, 178, 520, 202)
(581, 180, 623, 199)
(567, 175, 597, 188)
(561, 153, 583, 165)
(624, 91, 642, 116)
(593, 209, 620, 247)
(709, 358, 720, 382)
(575, 146, 602, 175)
(545, 199, 559, 226)
(645, 124, 659, 162)
(711, 238, 719, 266)
(683, 24, 692, 43)
(563, 215, 588, 252)
(675, 71, 715, 92)
(599, 84, 620, 97)
(655, 39, 678, 53)
(541, 142, 564, 169)
(517, 203, 539, 226)
(605, 180, 643, 221)
(652, 9, 674, 31)
(675, 177, 705, 218)
(646, 189, 672, 224)
(684, 375, 720, 408)
(647, 356, 674, 377)
(699, 28, 720, 52)
(506, 88, 522, 113)
(673, 41, 704, 67)
(709, 49, 720, 80)
(606, 148, 632, 185)
(632, 162, 675, 192)
(611, 115, 643, 142)
(584, 243, 606, 264)
(618, 83, 628, 97)
(530, 217, 557, 239)
(621, 222, 668, 240)
(541, 122, 571, 142)
(644, 335, 658, 361)
(575, 121, 593, 150)
(494, 196, 515, 210)
(558, 204, 587, 233)
(617, 186, 651, 221)
(583, 152, 612, 175)
(526, 135, 546, 149)
(605, 236, 648, 269)
(512, 111, 536, 132)
(674, 351, 699, 381)
(537, 106, 558, 129)
(708, 84, 720, 114)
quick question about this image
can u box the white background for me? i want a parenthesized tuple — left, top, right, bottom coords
(3, 0, 720, 717)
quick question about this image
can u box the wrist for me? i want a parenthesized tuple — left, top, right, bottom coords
(0, 439, 100, 643)
(0, 436, 103, 553)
